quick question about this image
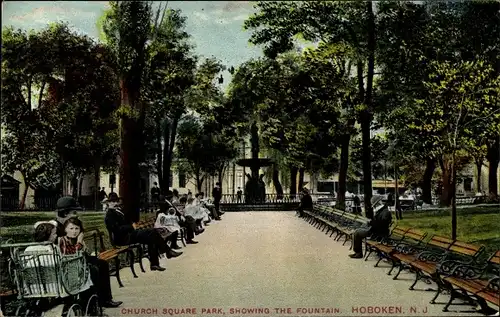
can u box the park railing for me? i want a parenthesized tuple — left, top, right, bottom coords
(219, 193, 340, 204)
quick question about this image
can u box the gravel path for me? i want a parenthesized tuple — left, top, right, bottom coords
(106, 212, 483, 317)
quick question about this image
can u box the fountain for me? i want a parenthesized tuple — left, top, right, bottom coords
(236, 123, 272, 203)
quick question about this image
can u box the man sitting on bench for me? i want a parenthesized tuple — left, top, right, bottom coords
(104, 193, 181, 272)
(349, 195, 392, 259)
(297, 188, 313, 218)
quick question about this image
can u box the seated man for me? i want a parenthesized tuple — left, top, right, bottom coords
(297, 188, 313, 218)
(104, 193, 181, 272)
(349, 195, 392, 259)
(154, 204, 182, 250)
(175, 196, 201, 243)
(55, 196, 82, 237)
(185, 197, 208, 230)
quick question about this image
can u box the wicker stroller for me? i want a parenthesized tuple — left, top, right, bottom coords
(4, 241, 102, 317)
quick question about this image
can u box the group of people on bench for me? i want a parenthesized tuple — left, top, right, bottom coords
(26, 183, 224, 311)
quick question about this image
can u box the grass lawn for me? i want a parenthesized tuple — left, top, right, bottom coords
(397, 205, 500, 257)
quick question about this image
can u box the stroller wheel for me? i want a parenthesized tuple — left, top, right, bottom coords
(85, 294, 102, 317)
(64, 304, 83, 317)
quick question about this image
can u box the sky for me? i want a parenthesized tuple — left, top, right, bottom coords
(1, 1, 265, 88)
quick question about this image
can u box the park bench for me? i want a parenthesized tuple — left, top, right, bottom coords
(306, 205, 369, 249)
(366, 227, 428, 273)
(364, 226, 411, 262)
(305, 205, 343, 235)
(84, 229, 142, 288)
(390, 237, 484, 305)
(437, 250, 499, 312)
(333, 212, 370, 248)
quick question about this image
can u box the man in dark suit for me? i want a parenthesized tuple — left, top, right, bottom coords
(55, 196, 82, 237)
(211, 182, 222, 220)
(349, 195, 392, 259)
(297, 188, 313, 218)
(104, 193, 181, 272)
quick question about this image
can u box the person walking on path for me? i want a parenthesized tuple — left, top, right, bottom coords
(212, 182, 222, 220)
(236, 187, 243, 203)
(349, 195, 392, 259)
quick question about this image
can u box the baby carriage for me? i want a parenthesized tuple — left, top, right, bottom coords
(4, 241, 102, 317)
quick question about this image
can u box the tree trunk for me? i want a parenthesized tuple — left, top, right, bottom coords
(232, 163, 236, 196)
(272, 164, 284, 200)
(486, 138, 499, 197)
(60, 159, 65, 196)
(196, 172, 204, 192)
(71, 172, 78, 198)
(163, 117, 178, 195)
(218, 165, 225, 193)
(451, 156, 457, 240)
(361, 1, 376, 220)
(156, 119, 164, 192)
(337, 122, 354, 211)
(422, 158, 436, 204)
(19, 171, 29, 210)
(78, 175, 84, 200)
(298, 167, 305, 192)
(475, 159, 482, 193)
(289, 166, 298, 196)
(94, 164, 100, 211)
(119, 112, 142, 223)
(439, 158, 453, 207)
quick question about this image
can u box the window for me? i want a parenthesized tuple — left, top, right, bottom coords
(169, 170, 173, 187)
(179, 171, 186, 188)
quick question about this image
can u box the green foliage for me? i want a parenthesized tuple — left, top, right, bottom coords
(413, 60, 499, 157)
(175, 116, 239, 188)
(1, 23, 120, 194)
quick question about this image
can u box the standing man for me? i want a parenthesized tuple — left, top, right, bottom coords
(212, 182, 222, 220)
(352, 195, 361, 214)
(236, 187, 243, 203)
(151, 182, 161, 207)
(99, 187, 108, 202)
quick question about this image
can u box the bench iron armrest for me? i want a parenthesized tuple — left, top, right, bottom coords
(394, 242, 425, 254)
(415, 250, 448, 262)
(437, 259, 484, 277)
(444, 263, 489, 280)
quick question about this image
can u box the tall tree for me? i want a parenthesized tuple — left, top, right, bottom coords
(144, 8, 197, 195)
(413, 60, 499, 238)
(101, 1, 158, 222)
(2, 24, 120, 209)
(245, 1, 378, 217)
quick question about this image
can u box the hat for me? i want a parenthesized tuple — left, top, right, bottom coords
(371, 195, 384, 206)
(56, 196, 82, 212)
(34, 220, 58, 229)
(108, 192, 119, 202)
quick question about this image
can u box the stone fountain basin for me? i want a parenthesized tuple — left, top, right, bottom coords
(236, 158, 273, 167)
